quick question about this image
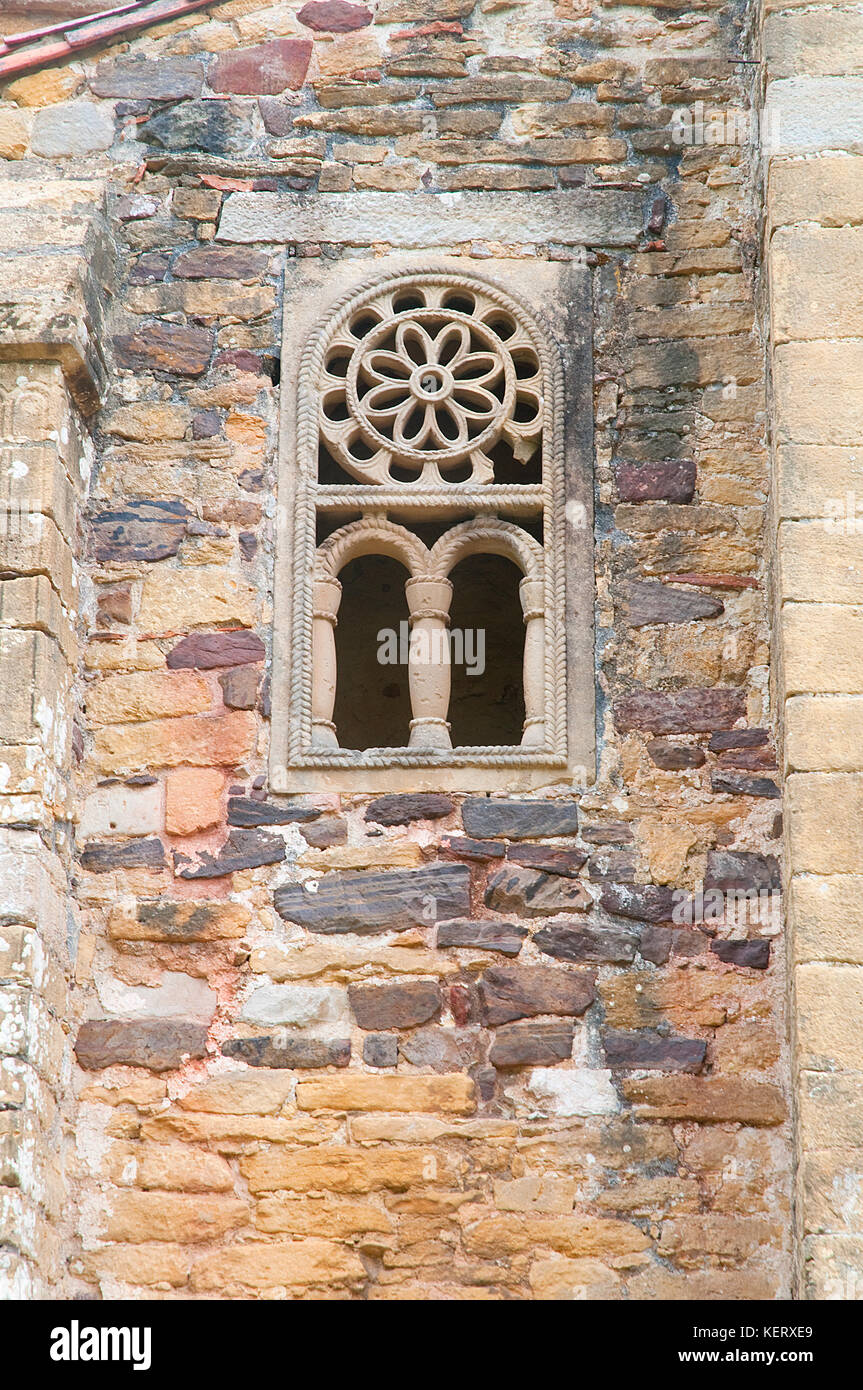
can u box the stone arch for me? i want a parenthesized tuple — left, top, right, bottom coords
(428, 517, 544, 582)
(315, 516, 430, 581)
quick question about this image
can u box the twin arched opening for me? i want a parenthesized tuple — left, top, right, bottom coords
(311, 518, 545, 752)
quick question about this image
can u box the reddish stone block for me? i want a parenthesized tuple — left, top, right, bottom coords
(75, 1019, 208, 1072)
(97, 587, 132, 625)
(213, 348, 267, 375)
(219, 666, 260, 709)
(615, 459, 696, 503)
(298, 0, 373, 29)
(209, 40, 313, 95)
(173, 247, 269, 280)
(113, 321, 213, 376)
(614, 687, 746, 735)
(129, 252, 170, 285)
(708, 728, 769, 751)
(167, 632, 265, 670)
(646, 738, 706, 770)
(91, 499, 189, 563)
(165, 767, 224, 836)
(625, 580, 723, 627)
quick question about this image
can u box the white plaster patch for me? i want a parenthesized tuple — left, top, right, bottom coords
(95, 970, 216, 1023)
(80, 783, 162, 837)
(526, 1067, 620, 1117)
(240, 982, 348, 1028)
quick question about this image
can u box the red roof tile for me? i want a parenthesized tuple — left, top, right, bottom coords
(0, 0, 220, 80)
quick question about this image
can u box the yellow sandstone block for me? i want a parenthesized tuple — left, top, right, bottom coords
(189, 1238, 365, 1292)
(105, 1192, 248, 1244)
(296, 1073, 476, 1115)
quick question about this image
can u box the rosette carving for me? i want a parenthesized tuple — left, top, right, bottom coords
(317, 278, 543, 486)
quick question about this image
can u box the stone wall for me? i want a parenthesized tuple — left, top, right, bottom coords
(0, 179, 112, 1296)
(0, 0, 795, 1299)
(763, 0, 863, 1302)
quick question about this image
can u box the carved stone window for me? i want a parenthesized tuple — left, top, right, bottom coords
(271, 258, 594, 793)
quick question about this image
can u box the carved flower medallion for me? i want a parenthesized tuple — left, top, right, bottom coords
(318, 276, 544, 485)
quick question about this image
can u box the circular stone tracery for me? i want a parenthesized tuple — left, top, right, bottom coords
(318, 277, 544, 486)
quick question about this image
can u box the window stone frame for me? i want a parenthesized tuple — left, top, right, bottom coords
(270, 253, 595, 794)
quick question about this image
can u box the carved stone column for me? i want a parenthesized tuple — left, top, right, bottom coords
(310, 575, 342, 748)
(519, 575, 546, 748)
(405, 576, 453, 751)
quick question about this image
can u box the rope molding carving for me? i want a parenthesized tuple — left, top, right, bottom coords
(285, 264, 573, 772)
(314, 485, 545, 511)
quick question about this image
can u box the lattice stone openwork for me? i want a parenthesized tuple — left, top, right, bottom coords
(271, 260, 595, 790)
(319, 279, 542, 486)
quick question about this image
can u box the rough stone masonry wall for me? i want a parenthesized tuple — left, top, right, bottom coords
(762, 0, 863, 1301)
(0, 180, 113, 1296)
(0, 0, 794, 1299)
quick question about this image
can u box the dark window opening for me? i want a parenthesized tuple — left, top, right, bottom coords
(448, 552, 525, 747)
(332, 555, 412, 750)
(490, 438, 542, 485)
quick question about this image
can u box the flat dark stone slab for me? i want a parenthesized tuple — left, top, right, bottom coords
(505, 843, 588, 877)
(716, 747, 778, 772)
(90, 499, 188, 563)
(705, 851, 780, 893)
(167, 631, 265, 669)
(602, 1029, 706, 1072)
(79, 838, 165, 873)
(600, 882, 677, 923)
(113, 322, 214, 377)
(274, 863, 470, 934)
(478, 965, 595, 1026)
(75, 1019, 208, 1072)
(462, 798, 579, 840)
(348, 980, 440, 1030)
(711, 772, 780, 799)
(534, 920, 638, 965)
(91, 57, 205, 101)
(440, 835, 506, 861)
(708, 728, 769, 751)
(580, 822, 634, 845)
(436, 918, 528, 957)
(489, 1021, 574, 1068)
(485, 864, 591, 917)
(710, 938, 771, 969)
(364, 793, 454, 825)
(227, 797, 320, 827)
(625, 579, 722, 627)
(646, 738, 706, 770)
(175, 828, 286, 879)
(614, 687, 746, 734)
(616, 460, 696, 504)
(588, 849, 638, 884)
(222, 1035, 350, 1067)
(639, 925, 672, 965)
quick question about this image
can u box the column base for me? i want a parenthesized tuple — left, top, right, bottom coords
(408, 718, 452, 751)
